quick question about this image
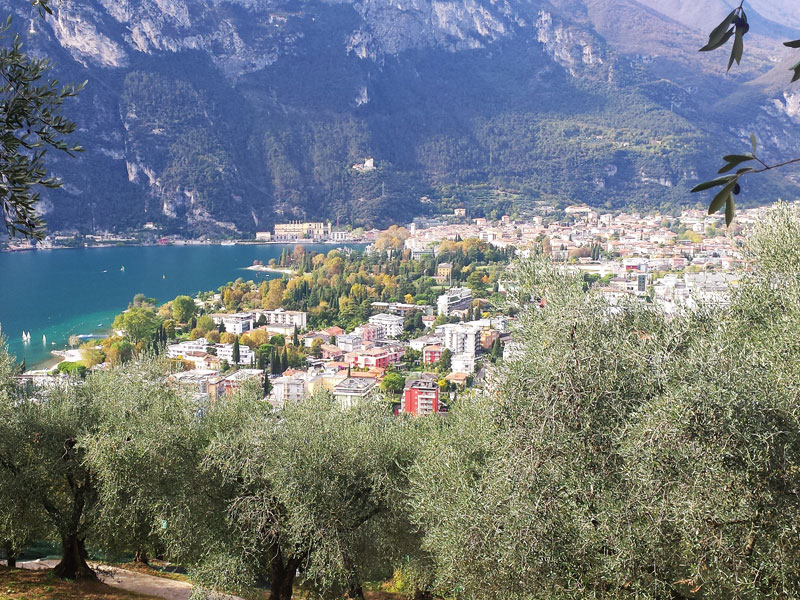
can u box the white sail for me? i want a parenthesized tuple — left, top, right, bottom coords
(42, 334, 47, 344)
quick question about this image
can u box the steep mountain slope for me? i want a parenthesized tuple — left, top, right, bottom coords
(5, 0, 800, 235)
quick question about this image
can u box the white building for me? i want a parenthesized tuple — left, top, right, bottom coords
(437, 287, 473, 316)
(167, 338, 210, 359)
(409, 334, 442, 352)
(368, 313, 405, 338)
(254, 308, 307, 330)
(333, 377, 377, 410)
(335, 334, 362, 353)
(451, 353, 476, 374)
(436, 322, 481, 357)
(216, 342, 255, 366)
(271, 374, 307, 408)
(211, 312, 254, 335)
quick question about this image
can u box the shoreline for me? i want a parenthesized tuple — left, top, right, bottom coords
(2, 239, 367, 253)
(245, 265, 295, 275)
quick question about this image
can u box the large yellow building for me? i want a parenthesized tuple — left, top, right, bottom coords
(273, 221, 332, 240)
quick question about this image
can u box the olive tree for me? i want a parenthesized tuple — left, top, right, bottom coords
(0, 364, 101, 579)
(410, 211, 800, 599)
(0, 344, 48, 567)
(83, 359, 193, 565)
(89, 379, 424, 600)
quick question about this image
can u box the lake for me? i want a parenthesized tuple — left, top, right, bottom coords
(0, 243, 359, 368)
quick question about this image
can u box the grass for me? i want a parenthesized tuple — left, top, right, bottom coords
(0, 566, 162, 600)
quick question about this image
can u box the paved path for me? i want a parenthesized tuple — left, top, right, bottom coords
(10, 559, 242, 600)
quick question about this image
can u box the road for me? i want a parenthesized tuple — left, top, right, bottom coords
(8, 559, 243, 600)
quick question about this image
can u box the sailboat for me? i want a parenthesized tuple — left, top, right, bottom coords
(42, 334, 47, 344)
(120, 265, 126, 272)
(22, 331, 30, 342)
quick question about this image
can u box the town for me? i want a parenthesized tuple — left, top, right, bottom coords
(18, 200, 772, 417)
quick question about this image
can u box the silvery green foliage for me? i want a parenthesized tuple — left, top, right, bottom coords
(0, 341, 47, 561)
(196, 391, 422, 597)
(410, 209, 800, 599)
(83, 358, 197, 561)
(0, 352, 100, 578)
(89, 377, 425, 599)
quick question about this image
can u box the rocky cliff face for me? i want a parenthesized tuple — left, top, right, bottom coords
(5, 0, 799, 235)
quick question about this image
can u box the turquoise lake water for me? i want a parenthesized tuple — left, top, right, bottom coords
(0, 243, 355, 368)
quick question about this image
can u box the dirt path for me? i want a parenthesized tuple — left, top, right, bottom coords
(12, 559, 242, 600)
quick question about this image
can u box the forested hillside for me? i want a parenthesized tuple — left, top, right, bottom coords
(6, 0, 800, 236)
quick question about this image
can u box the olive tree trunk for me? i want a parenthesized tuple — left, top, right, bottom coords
(269, 554, 300, 600)
(3, 545, 16, 568)
(53, 534, 96, 580)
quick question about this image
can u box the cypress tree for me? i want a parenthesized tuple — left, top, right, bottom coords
(292, 327, 299, 346)
(263, 372, 272, 396)
(232, 336, 240, 365)
(281, 347, 288, 372)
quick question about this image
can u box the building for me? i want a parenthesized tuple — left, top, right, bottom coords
(216, 342, 255, 366)
(423, 345, 443, 364)
(437, 262, 453, 281)
(451, 353, 476, 374)
(335, 334, 362, 353)
(273, 221, 332, 241)
(353, 323, 382, 342)
(254, 308, 307, 330)
(333, 377, 377, 409)
(370, 302, 433, 317)
(168, 369, 219, 397)
(210, 312, 254, 335)
(320, 344, 344, 361)
(345, 346, 405, 370)
(437, 322, 481, 357)
(255, 231, 272, 241)
(481, 328, 500, 350)
(409, 334, 442, 352)
(167, 338, 210, 359)
(271, 374, 307, 408)
(352, 157, 376, 172)
(437, 287, 473, 316)
(209, 369, 264, 400)
(368, 313, 405, 338)
(401, 378, 440, 415)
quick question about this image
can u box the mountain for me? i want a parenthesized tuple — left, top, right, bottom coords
(5, 0, 800, 235)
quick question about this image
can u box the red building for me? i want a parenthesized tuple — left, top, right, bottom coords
(401, 378, 440, 415)
(423, 345, 443, 364)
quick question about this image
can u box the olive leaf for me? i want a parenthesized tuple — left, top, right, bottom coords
(718, 154, 754, 173)
(691, 176, 735, 193)
(708, 178, 738, 215)
(728, 24, 745, 71)
(791, 60, 800, 83)
(725, 195, 735, 226)
(700, 11, 737, 52)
